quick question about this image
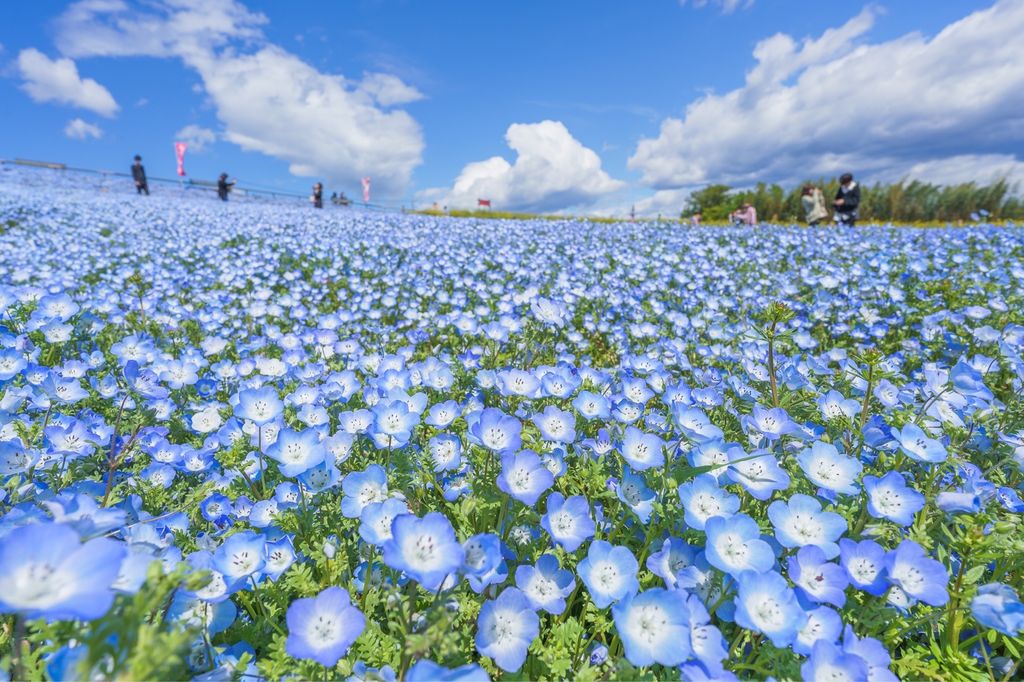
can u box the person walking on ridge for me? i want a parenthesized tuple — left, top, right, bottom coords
(132, 155, 149, 195)
(833, 173, 861, 226)
(217, 173, 236, 201)
(311, 182, 323, 208)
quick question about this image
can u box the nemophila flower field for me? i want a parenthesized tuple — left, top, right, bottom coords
(1, 172, 1024, 681)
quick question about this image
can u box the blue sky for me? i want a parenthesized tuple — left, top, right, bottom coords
(2, 0, 1023, 214)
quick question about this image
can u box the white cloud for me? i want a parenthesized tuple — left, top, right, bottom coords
(64, 117, 103, 139)
(189, 47, 423, 193)
(357, 72, 425, 107)
(174, 124, 217, 152)
(630, 1, 1024, 190)
(421, 120, 625, 213)
(901, 154, 1024, 188)
(16, 48, 118, 117)
(54, 0, 266, 61)
(53, 0, 425, 196)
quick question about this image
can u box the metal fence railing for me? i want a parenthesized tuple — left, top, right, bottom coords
(0, 158, 401, 212)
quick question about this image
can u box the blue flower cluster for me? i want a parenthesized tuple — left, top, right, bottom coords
(0, 171, 1023, 680)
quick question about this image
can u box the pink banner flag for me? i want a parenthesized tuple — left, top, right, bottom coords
(174, 142, 187, 177)
(361, 176, 371, 203)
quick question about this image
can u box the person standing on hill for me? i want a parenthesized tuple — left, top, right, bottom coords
(311, 182, 323, 208)
(131, 155, 149, 195)
(217, 173, 235, 201)
(801, 184, 828, 226)
(833, 173, 861, 226)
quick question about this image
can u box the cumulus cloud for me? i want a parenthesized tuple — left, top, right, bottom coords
(53, 0, 425, 195)
(421, 120, 625, 213)
(64, 118, 103, 139)
(174, 124, 217, 152)
(16, 48, 118, 117)
(901, 154, 1024, 188)
(629, 1, 1024, 190)
(357, 72, 425, 107)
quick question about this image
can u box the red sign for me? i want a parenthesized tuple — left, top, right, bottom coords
(478, 198, 491, 208)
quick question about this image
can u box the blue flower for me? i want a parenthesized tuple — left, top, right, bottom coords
(468, 408, 522, 454)
(684, 591, 727, 668)
(0, 522, 125, 621)
(285, 586, 365, 667)
(540, 492, 595, 552)
(801, 640, 869, 682)
(496, 449, 554, 507)
(370, 399, 419, 448)
(817, 389, 860, 421)
(532, 405, 576, 444)
(234, 386, 283, 426)
(884, 540, 949, 606)
(971, 583, 1024, 635)
(427, 433, 462, 472)
(797, 441, 862, 496)
(677, 473, 740, 530)
(382, 512, 464, 592)
(893, 422, 947, 463)
(863, 471, 925, 525)
(213, 531, 266, 586)
(839, 538, 889, 596)
(347, 661, 396, 682)
(619, 425, 666, 471)
(407, 660, 489, 682)
(936, 489, 981, 514)
(576, 541, 640, 610)
(615, 466, 657, 524)
(788, 545, 849, 607)
(358, 498, 409, 546)
(726, 450, 791, 500)
(515, 554, 575, 614)
(573, 390, 611, 420)
(645, 537, 697, 589)
(704, 514, 775, 577)
(424, 400, 460, 428)
(266, 427, 326, 477)
(264, 537, 297, 581)
(341, 464, 388, 519)
(673, 406, 725, 443)
(743, 405, 800, 441)
(734, 569, 807, 647)
(768, 494, 847, 558)
(612, 588, 693, 667)
(200, 493, 235, 527)
(841, 625, 899, 682)
(475, 587, 539, 672)
(793, 605, 843, 656)
(461, 533, 502, 583)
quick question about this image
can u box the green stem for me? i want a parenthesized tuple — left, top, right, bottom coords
(766, 322, 779, 408)
(859, 362, 875, 428)
(398, 581, 418, 679)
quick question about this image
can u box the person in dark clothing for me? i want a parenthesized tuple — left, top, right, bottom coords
(311, 182, 323, 208)
(833, 172, 860, 226)
(217, 173, 235, 201)
(132, 155, 149, 195)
